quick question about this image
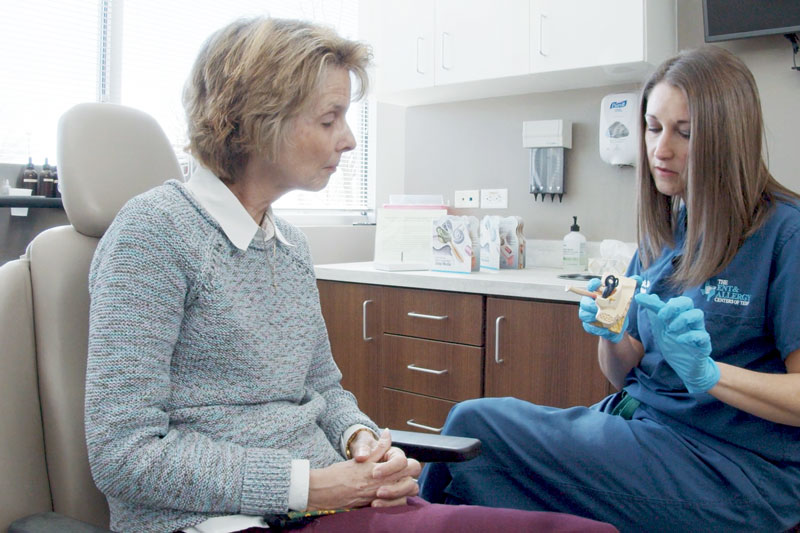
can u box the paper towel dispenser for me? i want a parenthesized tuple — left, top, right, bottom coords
(522, 119, 572, 202)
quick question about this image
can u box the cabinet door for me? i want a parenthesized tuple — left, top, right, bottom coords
(530, 0, 644, 73)
(373, 0, 435, 93)
(381, 333, 483, 402)
(485, 297, 611, 407)
(381, 388, 457, 435)
(382, 287, 484, 346)
(435, 0, 530, 85)
(317, 281, 382, 421)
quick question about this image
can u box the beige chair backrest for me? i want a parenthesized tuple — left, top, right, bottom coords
(0, 103, 183, 529)
(0, 258, 51, 527)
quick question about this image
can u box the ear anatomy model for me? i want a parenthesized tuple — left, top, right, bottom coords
(592, 273, 638, 334)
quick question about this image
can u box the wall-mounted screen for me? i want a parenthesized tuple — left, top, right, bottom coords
(703, 0, 800, 42)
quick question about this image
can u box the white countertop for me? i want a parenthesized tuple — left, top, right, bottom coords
(314, 261, 595, 302)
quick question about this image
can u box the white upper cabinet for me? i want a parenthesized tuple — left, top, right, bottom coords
(434, 0, 530, 85)
(370, 0, 529, 94)
(365, 0, 676, 106)
(531, 0, 645, 72)
(369, 0, 435, 93)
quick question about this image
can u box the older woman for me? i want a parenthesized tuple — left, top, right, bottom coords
(420, 46, 800, 532)
(84, 17, 421, 533)
(85, 16, 618, 533)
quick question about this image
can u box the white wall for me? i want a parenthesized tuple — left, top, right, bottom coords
(403, 83, 640, 242)
(306, 0, 800, 262)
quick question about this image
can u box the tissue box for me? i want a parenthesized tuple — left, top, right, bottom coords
(587, 239, 637, 276)
(432, 215, 478, 273)
(374, 206, 448, 270)
(499, 216, 526, 269)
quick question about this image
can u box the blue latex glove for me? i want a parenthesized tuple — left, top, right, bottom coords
(578, 275, 641, 343)
(634, 293, 719, 393)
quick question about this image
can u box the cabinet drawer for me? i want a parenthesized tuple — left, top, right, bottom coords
(382, 287, 484, 346)
(381, 334, 482, 401)
(381, 388, 456, 434)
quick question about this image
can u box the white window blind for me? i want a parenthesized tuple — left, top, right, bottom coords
(0, 0, 99, 165)
(0, 0, 373, 214)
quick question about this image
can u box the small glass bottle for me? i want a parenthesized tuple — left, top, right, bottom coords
(52, 165, 60, 198)
(20, 157, 38, 195)
(39, 157, 53, 197)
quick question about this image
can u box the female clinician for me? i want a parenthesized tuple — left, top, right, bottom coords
(419, 45, 800, 532)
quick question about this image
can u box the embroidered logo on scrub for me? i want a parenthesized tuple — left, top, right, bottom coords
(703, 279, 751, 306)
(640, 279, 651, 293)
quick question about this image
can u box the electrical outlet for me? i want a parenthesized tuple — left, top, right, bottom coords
(454, 189, 480, 208)
(481, 188, 508, 209)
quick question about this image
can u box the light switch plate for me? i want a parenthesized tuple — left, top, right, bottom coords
(455, 189, 480, 208)
(481, 188, 508, 209)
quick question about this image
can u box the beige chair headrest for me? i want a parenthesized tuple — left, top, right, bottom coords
(56, 103, 184, 238)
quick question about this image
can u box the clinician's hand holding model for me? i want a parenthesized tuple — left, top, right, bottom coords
(635, 293, 720, 393)
(578, 275, 641, 343)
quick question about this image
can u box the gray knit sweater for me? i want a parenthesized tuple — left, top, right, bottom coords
(85, 181, 377, 533)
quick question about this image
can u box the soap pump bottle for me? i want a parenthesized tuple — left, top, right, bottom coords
(562, 216, 587, 270)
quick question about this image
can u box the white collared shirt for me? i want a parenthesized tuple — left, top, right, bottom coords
(184, 164, 294, 251)
(182, 165, 373, 532)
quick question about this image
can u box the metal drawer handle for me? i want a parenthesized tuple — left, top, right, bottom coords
(495, 315, 505, 364)
(407, 364, 448, 375)
(407, 311, 448, 321)
(362, 300, 373, 341)
(406, 419, 443, 433)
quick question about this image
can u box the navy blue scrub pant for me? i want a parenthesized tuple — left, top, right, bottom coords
(418, 395, 800, 533)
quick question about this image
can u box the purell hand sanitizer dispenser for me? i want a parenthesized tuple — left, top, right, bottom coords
(522, 119, 572, 202)
(599, 93, 639, 166)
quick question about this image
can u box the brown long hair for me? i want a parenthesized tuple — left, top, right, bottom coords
(636, 45, 799, 289)
(183, 17, 372, 183)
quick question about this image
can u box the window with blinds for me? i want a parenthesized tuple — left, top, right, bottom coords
(0, 0, 373, 215)
(0, 1, 99, 166)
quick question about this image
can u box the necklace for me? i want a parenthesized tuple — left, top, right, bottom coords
(258, 210, 279, 293)
(265, 238, 278, 292)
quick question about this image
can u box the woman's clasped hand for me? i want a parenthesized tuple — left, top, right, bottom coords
(308, 429, 422, 511)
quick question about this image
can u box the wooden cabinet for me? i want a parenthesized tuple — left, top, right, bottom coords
(317, 280, 382, 421)
(380, 389, 457, 435)
(381, 334, 483, 402)
(379, 286, 485, 433)
(485, 297, 612, 407)
(382, 287, 484, 345)
(317, 281, 613, 430)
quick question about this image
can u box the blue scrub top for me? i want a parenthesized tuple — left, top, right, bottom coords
(624, 199, 800, 463)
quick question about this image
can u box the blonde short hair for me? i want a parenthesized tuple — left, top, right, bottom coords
(183, 17, 372, 182)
